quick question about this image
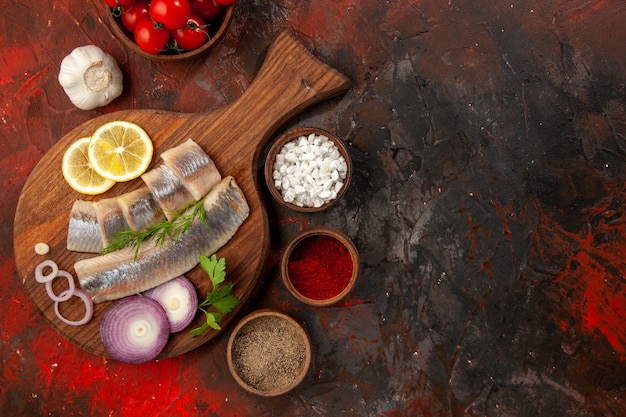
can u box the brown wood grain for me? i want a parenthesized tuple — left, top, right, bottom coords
(13, 30, 350, 360)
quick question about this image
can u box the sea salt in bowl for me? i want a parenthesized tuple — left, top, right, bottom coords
(264, 127, 352, 212)
(281, 226, 360, 307)
(227, 309, 312, 396)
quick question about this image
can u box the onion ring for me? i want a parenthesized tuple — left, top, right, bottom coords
(54, 288, 94, 326)
(35, 260, 58, 283)
(45, 270, 75, 302)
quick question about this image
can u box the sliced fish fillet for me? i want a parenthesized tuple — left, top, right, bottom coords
(117, 186, 165, 231)
(67, 200, 103, 253)
(95, 197, 130, 245)
(66, 140, 222, 252)
(160, 139, 222, 200)
(142, 164, 195, 221)
(75, 176, 249, 303)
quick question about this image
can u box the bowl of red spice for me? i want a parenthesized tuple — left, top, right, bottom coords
(226, 309, 312, 396)
(265, 127, 352, 212)
(281, 226, 359, 306)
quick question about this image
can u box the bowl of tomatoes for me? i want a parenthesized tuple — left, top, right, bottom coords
(105, 0, 235, 61)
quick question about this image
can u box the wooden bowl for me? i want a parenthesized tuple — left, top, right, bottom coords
(226, 309, 312, 396)
(280, 226, 359, 306)
(105, 3, 234, 62)
(264, 127, 352, 212)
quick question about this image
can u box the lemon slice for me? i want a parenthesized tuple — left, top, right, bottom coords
(88, 121, 153, 182)
(62, 137, 116, 195)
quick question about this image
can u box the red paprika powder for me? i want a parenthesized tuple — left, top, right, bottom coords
(287, 234, 353, 300)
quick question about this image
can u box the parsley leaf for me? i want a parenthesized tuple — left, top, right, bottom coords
(210, 283, 239, 313)
(199, 254, 226, 287)
(190, 254, 240, 337)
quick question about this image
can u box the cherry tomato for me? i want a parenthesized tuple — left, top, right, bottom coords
(172, 14, 209, 51)
(190, 0, 223, 21)
(121, 0, 150, 32)
(105, 0, 136, 12)
(150, 0, 192, 30)
(134, 18, 170, 54)
(214, 0, 235, 5)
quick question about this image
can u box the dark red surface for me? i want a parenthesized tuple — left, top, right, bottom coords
(2, 0, 626, 416)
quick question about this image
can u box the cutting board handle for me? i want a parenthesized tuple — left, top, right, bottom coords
(203, 30, 351, 158)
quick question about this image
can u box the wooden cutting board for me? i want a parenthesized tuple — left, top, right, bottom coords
(13, 30, 350, 360)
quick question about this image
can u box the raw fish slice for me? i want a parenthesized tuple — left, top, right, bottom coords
(160, 139, 222, 200)
(95, 197, 130, 245)
(75, 176, 249, 303)
(142, 164, 195, 221)
(67, 200, 103, 253)
(117, 186, 165, 231)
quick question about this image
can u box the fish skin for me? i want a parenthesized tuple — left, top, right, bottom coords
(67, 200, 103, 253)
(67, 140, 222, 253)
(95, 197, 130, 245)
(160, 139, 222, 200)
(75, 176, 249, 303)
(142, 164, 195, 221)
(117, 186, 165, 231)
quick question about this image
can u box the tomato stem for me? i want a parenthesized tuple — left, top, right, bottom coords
(109, 5, 123, 18)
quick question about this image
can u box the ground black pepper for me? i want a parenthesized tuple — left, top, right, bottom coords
(230, 315, 307, 393)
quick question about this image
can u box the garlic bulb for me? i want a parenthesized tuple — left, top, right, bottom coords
(58, 45, 123, 110)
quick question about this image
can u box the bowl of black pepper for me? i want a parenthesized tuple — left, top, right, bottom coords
(226, 309, 312, 396)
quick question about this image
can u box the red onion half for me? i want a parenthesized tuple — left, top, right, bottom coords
(100, 296, 170, 364)
(143, 275, 198, 333)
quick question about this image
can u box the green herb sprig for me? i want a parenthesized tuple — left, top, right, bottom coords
(190, 254, 240, 337)
(100, 199, 207, 257)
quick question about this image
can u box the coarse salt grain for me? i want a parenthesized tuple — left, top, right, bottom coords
(272, 133, 347, 208)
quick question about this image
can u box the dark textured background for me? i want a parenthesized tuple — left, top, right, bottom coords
(1, 0, 625, 415)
